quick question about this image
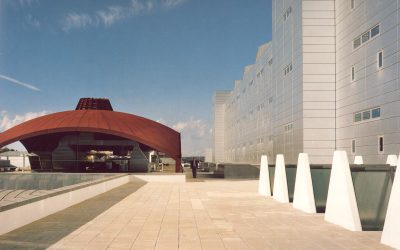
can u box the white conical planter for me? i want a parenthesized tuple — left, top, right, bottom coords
(293, 153, 316, 213)
(386, 155, 397, 166)
(258, 155, 271, 196)
(353, 155, 363, 165)
(273, 154, 289, 203)
(381, 154, 400, 249)
(324, 151, 361, 231)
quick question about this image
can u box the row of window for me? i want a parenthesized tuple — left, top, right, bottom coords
(283, 63, 293, 76)
(354, 107, 380, 122)
(284, 123, 293, 132)
(351, 136, 384, 154)
(353, 24, 380, 50)
(283, 6, 292, 21)
(350, 50, 383, 81)
(256, 69, 264, 78)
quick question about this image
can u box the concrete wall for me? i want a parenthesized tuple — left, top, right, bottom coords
(0, 155, 30, 168)
(0, 175, 130, 235)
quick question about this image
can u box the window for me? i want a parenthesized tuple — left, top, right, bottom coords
(352, 24, 380, 50)
(284, 123, 293, 132)
(354, 112, 362, 122)
(351, 66, 355, 81)
(378, 51, 383, 69)
(371, 24, 380, 38)
(351, 0, 355, 9)
(379, 136, 384, 153)
(351, 139, 356, 155)
(371, 107, 381, 118)
(362, 110, 370, 120)
(354, 107, 381, 123)
(353, 38, 361, 49)
(249, 80, 253, 86)
(284, 63, 293, 76)
(283, 6, 292, 21)
(268, 58, 273, 65)
(361, 31, 370, 43)
(257, 69, 264, 78)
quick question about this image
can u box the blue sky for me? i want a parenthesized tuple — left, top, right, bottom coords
(0, 0, 272, 155)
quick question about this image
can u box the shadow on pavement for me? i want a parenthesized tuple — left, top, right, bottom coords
(0, 177, 147, 250)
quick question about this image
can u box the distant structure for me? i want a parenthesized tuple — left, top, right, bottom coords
(75, 98, 114, 111)
(214, 0, 400, 165)
(0, 151, 30, 169)
(0, 98, 182, 172)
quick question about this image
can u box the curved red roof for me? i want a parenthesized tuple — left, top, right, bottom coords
(0, 110, 181, 163)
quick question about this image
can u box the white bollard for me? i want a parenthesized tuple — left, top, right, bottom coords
(258, 155, 271, 197)
(386, 155, 397, 166)
(353, 155, 363, 165)
(381, 154, 400, 249)
(293, 153, 316, 213)
(273, 154, 289, 203)
(324, 151, 362, 231)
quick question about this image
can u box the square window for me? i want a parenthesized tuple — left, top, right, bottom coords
(371, 25, 380, 37)
(354, 113, 362, 122)
(372, 108, 381, 118)
(362, 31, 370, 43)
(362, 110, 371, 120)
(353, 38, 361, 49)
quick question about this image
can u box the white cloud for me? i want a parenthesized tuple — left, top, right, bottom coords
(0, 109, 46, 151)
(97, 6, 126, 27)
(63, 13, 94, 31)
(170, 118, 210, 156)
(62, 0, 188, 31)
(162, 0, 186, 8)
(156, 118, 167, 125)
(0, 74, 40, 91)
(172, 119, 206, 139)
(25, 14, 40, 28)
(155, 118, 210, 155)
(0, 110, 48, 132)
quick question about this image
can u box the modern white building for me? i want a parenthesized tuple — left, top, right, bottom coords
(213, 0, 400, 165)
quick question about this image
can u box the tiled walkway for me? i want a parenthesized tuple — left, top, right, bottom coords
(0, 179, 391, 249)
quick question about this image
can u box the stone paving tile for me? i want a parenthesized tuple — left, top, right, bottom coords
(0, 179, 394, 249)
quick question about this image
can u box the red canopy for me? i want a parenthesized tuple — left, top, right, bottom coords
(0, 110, 182, 171)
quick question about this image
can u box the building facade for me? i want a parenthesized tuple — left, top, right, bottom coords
(213, 0, 400, 165)
(0, 98, 182, 172)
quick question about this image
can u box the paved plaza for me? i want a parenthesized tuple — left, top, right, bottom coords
(0, 178, 391, 250)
